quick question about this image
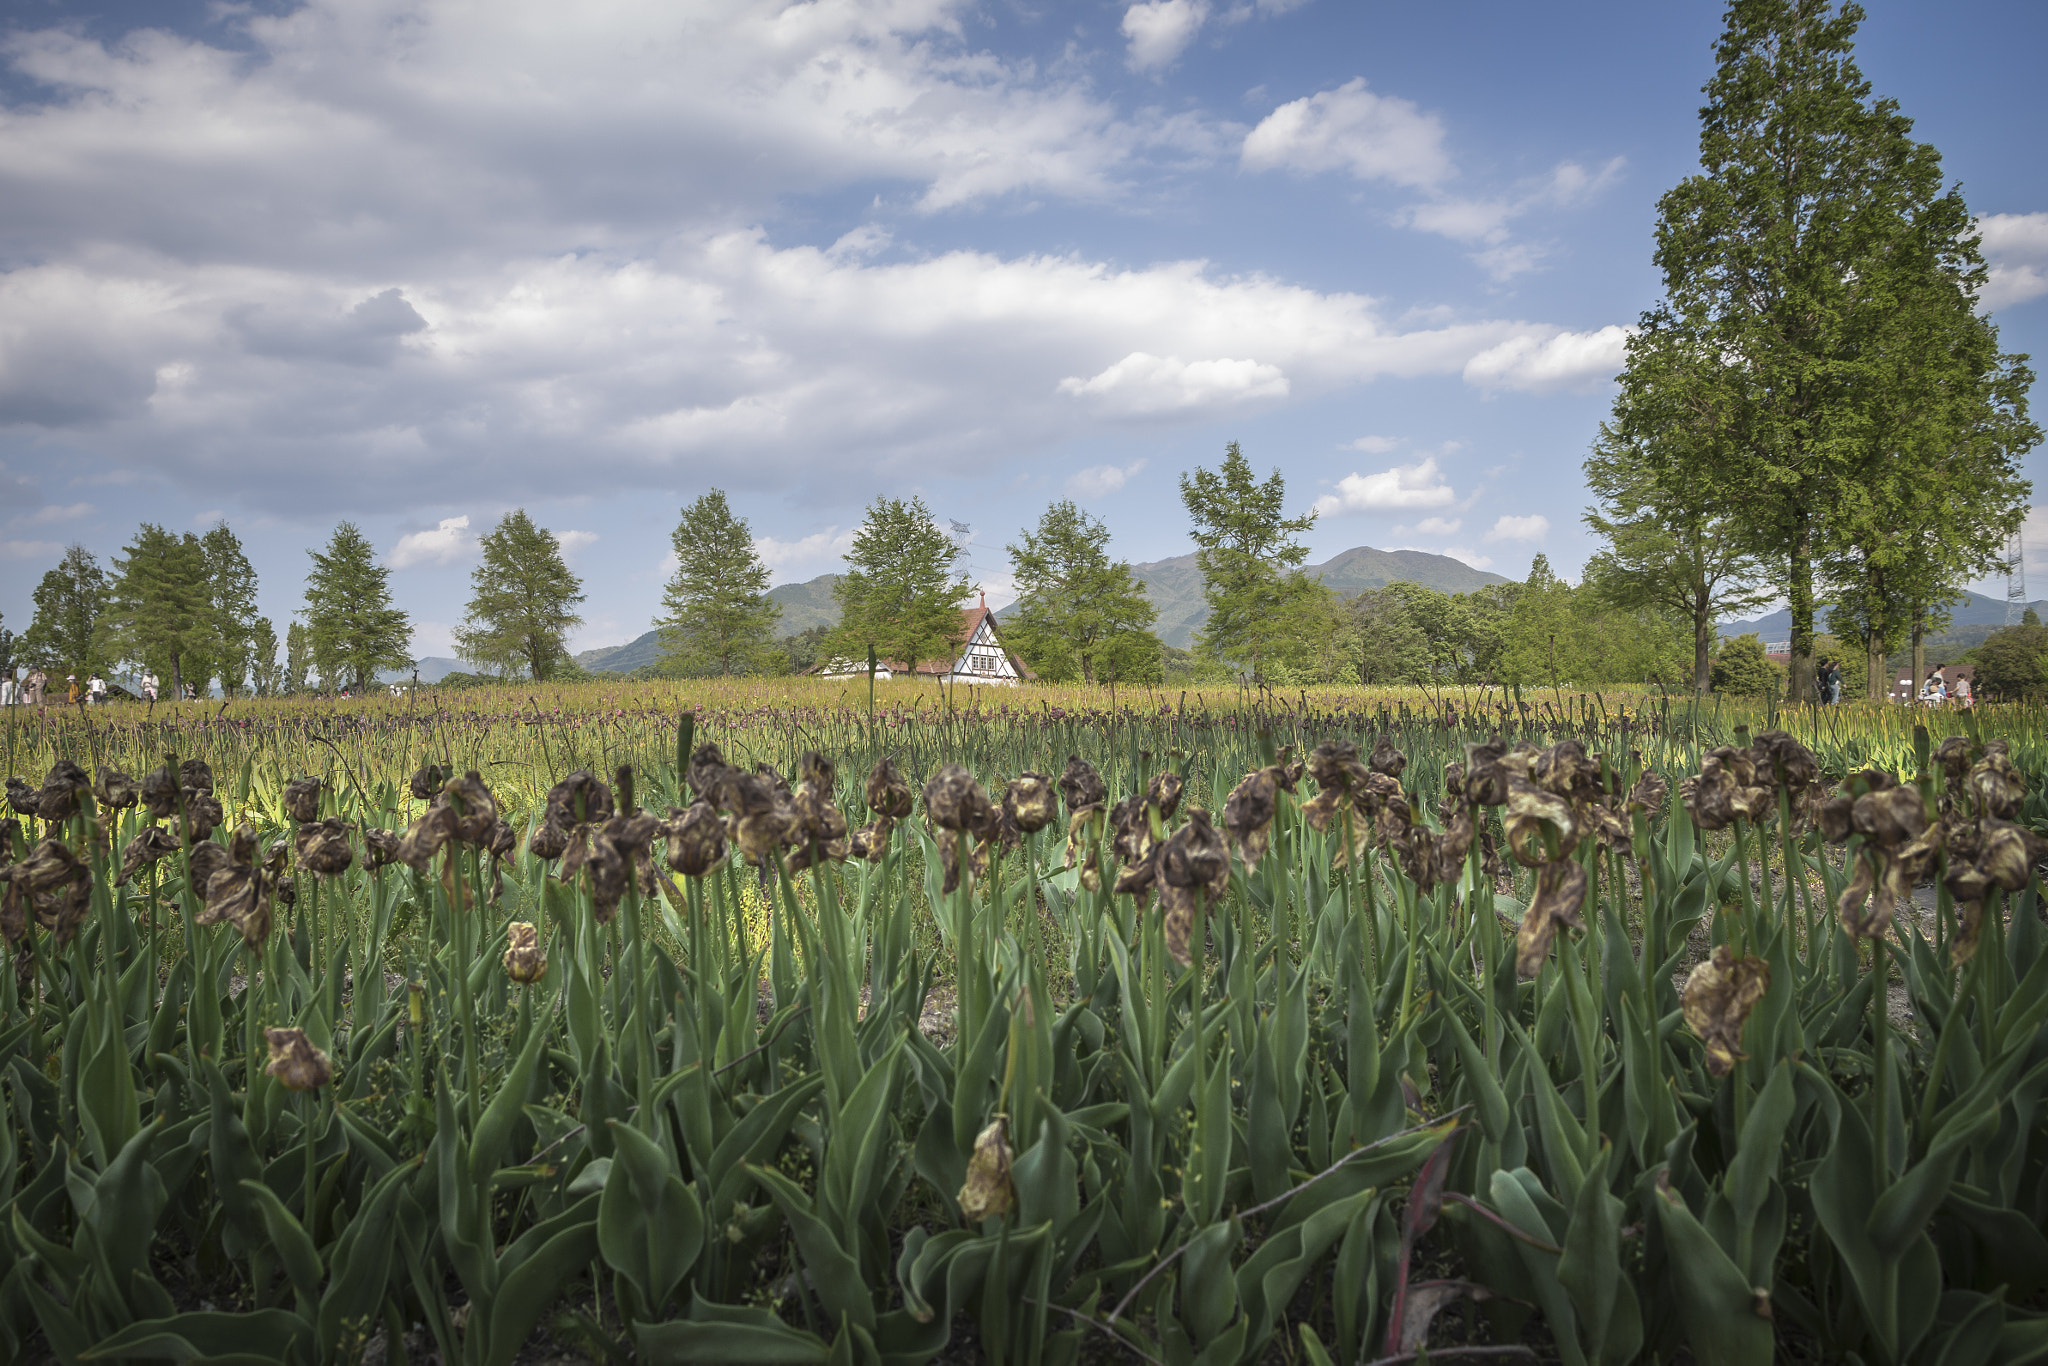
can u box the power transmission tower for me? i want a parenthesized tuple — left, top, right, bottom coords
(2007, 527, 2027, 624)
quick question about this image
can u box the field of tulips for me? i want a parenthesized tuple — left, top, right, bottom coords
(1, 681, 2047, 1364)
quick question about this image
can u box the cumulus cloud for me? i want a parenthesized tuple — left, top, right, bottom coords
(1240, 79, 1450, 189)
(1067, 460, 1148, 498)
(1398, 516, 1461, 536)
(754, 527, 857, 582)
(388, 515, 471, 569)
(1463, 325, 1630, 393)
(555, 529, 598, 560)
(1058, 352, 1288, 414)
(1311, 455, 1455, 516)
(1400, 157, 1624, 279)
(1124, 0, 1210, 71)
(9, 502, 93, 527)
(1486, 513, 1548, 542)
(1440, 546, 1493, 571)
(1980, 213, 2048, 310)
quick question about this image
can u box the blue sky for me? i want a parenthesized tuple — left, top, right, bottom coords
(2, 0, 2044, 657)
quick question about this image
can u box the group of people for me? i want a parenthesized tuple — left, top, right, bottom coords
(1813, 657, 1974, 707)
(0, 669, 188, 706)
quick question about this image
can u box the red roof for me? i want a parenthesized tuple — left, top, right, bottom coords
(818, 599, 1037, 679)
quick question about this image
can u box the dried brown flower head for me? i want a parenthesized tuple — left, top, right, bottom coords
(1004, 773, 1057, 834)
(1967, 749, 2026, 820)
(5, 778, 36, 817)
(1368, 735, 1408, 779)
(94, 766, 139, 810)
(408, 764, 448, 801)
(282, 776, 323, 824)
(725, 771, 799, 869)
(10, 839, 91, 945)
(865, 757, 915, 820)
(1222, 767, 1279, 872)
(503, 921, 548, 984)
(924, 765, 993, 832)
(1158, 810, 1230, 967)
(1514, 858, 1588, 979)
(664, 800, 730, 877)
(115, 826, 182, 887)
(37, 760, 89, 821)
(1681, 946, 1771, 1076)
(362, 825, 403, 871)
(788, 753, 850, 871)
(956, 1118, 1015, 1223)
(1750, 730, 1819, 792)
(264, 1027, 332, 1091)
(295, 817, 355, 876)
(687, 742, 742, 809)
(180, 759, 215, 795)
(1057, 756, 1106, 813)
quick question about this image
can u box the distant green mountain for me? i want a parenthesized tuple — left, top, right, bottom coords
(574, 575, 845, 674)
(1002, 546, 1509, 650)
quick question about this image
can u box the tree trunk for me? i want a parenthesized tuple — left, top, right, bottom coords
(170, 657, 183, 703)
(1693, 605, 1713, 696)
(1081, 651, 1094, 685)
(1911, 612, 1926, 704)
(1786, 530, 1816, 706)
(1868, 638, 1886, 701)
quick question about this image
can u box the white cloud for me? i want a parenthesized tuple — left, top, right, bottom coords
(1486, 513, 1549, 542)
(1067, 459, 1148, 498)
(1440, 546, 1492, 570)
(754, 527, 857, 582)
(1463, 325, 1630, 393)
(1980, 212, 2048, 310)
(1241, 78, 1450, 189)
(388, 515, 472, 569)
(1399, 516, 1461, 536)
(1123, 0, 1210, 72)
(1400, 157, 1624, 279)
(1311, 455, 1455, 516)
(7, 502, 92, 527)
(410, 621, 456, 657)
(555, 529, 598, 560)
(0, 539, 62, 563)
(1058, 352, 1289, 414)
(1344, 434, 1399, 453)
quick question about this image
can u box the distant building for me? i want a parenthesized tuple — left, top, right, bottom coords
(816, 595, 1034, 687)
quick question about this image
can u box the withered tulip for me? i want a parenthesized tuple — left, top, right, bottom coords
(956, 1119, 1015, 1222)
(1681, 946, 1771, 1076)
(264, 1027, 332, 1091)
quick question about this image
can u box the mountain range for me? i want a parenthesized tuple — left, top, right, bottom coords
(568, 544, 1506, 670)
(1719, 590, 2047, 651)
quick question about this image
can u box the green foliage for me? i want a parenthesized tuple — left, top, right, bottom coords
(453, 510, 587, 682)
(2027, 607, 2043, 628)
(1971, 624, 2048, 701)
(201, 522, 262, 696)
(1180, 442, 1320, 680)
(1004, 500, 1160, 684)
(658, 490, 781, 677)
(101, 524, 214, 697)
(1710, 632, 1782, 697)
(303, 522, 412, 692)
(18, 544, 109, 680)
(283, 619, 312, 695)
(830, 494, 970, 675)
(1622, 0, 2038, 702)
(1350, 587, 1431, 685)
(247, 617, 282, 697)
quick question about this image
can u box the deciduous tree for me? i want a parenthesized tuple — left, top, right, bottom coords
(102, 525, 212, 699)
(248, 617, 282, 696)
(658, 491, 780, 676)
(1004, 500, 1159, 684)
(454, 510, 586, 681)
(831, 495, 971, 677)
(304, 522, 411, 691)
(1179, 442, 1318, 681)
(20, 546, 110, 683)
(202, 522, 261, 696)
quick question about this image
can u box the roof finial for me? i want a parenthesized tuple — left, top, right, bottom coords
(978, 588, 986, 609)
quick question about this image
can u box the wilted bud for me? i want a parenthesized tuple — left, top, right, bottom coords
(1505, 775, 1577, 865)
(1680, 946, 1771, 1076)
(583, 811, 662, 921)
(13, 839, 91, 944)
(94, 766, 139, 810)
(790, 753, 850, 866)
(924, 765, 992, 833)
(1751, 730, 1819, 792)
(1223, 767, 1279, 872)
(1816, 792, 1854, 843)
(1057, 756, 1106, 813)
(1514, 858, 1588, 979)
(503, 921, 548, 984)
(362, 825, 403, 870)
(186, 840, 230, 896)
(1459, 740, 1509, 807)
(115, 826, 182, 886)
(1835, 857, 1892, 939)
(180, 759, 214, 795)
(1368, 735, 1407, 779)
(264, 1027, 332, 1091)
(864, 757, 915, 820)
(1944, 864, 1991, 965)
(1108, 792, 1155, 869)
(726, 772, 799, 869)
(282, 776, 323, 824)
(1967, 751, 2026, 820)
(1004, 773, 1056, 834)
(956, 1119, 1015, 1223)
(687, 742, 740, 809)
(1682, 757, 1739, 832)
(1627, 770, 1668, 814)
(1145, 771, 1184, 821)
(484, 818, 517, 860)
(139, 766, 178, 820)
(1851, 786, 1927, 849)
(183, 790, 223, 843)
(1932, 736, 1975, 784)
(849, 815, 895, 862)
(662, 801, 726, 877)
(295, 817, 355, 876)
(408, 763, 448, 801)
(441, 771, 500, 845)
(1435, 808, 1477, 883)
(0, 868, 23, 945)
(1977, 818, 2045, 893)
(37, 760, 89, 821)
(1307, 740, 1369, 793)
(5, 778, 37, 817)
(395, 804, 458, 870)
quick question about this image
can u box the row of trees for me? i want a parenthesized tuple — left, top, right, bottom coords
(1583, 0, 2036, 701)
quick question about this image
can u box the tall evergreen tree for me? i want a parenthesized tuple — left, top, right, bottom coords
(304, 523, 411, 691)
(284, 620, 313, 695)
(1583, 422, 1771, 694)
(20, 545, 110, 682)
(248, 617, 283, 696)
(657, 491, 780, 676)
(452, 510, 586, 681)
(201, 522, 262, 696)
(831, 495, 971, 676)
(1004, 500, 1159, 684)
(102, 525, 212, 698)
(1621, 0, 2035, 704)
(1178, 442, 1318, 681)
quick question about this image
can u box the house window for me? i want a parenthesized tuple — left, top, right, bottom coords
(972, 653, 995, 674)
